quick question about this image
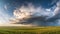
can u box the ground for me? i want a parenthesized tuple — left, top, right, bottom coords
(0, 26, 60, 34)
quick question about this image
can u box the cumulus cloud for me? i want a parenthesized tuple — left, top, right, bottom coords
(10, 0, 60, 26)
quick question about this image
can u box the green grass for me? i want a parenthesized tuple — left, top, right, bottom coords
(0, 26, 60, 34)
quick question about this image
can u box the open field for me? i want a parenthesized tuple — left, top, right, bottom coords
(0, 26, 60, 34)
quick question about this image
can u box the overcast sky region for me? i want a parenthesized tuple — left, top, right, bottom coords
(0, 0, 60, 26)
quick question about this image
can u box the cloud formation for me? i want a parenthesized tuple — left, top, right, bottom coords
(10, 0, 60, 26)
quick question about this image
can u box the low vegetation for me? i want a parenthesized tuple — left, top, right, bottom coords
(0, 26, 60, 34)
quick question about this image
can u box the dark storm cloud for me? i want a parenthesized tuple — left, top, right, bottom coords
(12, 15, 59, 26)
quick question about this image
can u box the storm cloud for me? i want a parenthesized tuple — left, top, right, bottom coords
(9, 0, 60, 26)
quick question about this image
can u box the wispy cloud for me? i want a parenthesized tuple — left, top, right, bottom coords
(0, 10, 10, 24)
(0, 4, 10, 24)
(54, 1, 60, 15)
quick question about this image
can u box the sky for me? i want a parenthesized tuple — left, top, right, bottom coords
(0, 0, 60, 26)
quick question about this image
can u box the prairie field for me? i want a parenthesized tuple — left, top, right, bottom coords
(0, 26, 60, 34)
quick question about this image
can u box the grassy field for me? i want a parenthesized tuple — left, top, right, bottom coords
(0, 26, 60, 34)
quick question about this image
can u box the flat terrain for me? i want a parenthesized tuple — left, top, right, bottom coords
(0, 26, 60, 34)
